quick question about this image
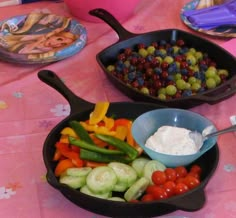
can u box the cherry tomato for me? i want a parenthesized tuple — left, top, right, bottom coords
(190, 164, 202, 176)
(187, 171, 200, 180)
(152, 170, 167, 185)
(151, 186, 168, 200)
(164, 168, 177, 182)
(163, 181, 176, 197)
(174, 182, 189, 195)
(146, 185, 158, 194)
(183, 175, 200, 190)
(175, 177, 185, 184)
(175, 166, 188, 178)
(141, 193, 155, 202)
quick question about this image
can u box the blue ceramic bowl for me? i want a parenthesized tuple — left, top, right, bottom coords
(132, 108, 217, 167)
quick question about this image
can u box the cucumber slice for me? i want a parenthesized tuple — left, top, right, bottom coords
(131, 157, 150, 177)
(86, 166, 117, 194)
(66, 167, 92, 177)
(142, 160, 166, 184)
(108, 197, 126, 202)
(108, 162, 138, 188)
(59, 175, 86, 189)
(113, 182, 129, 192)
(124, 177, 149, 202)
(80, 185, 111, 199)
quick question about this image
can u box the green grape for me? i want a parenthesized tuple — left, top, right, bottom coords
(155, 56, 163, 63)
(186, 54, 197, 65)
(140, 87, 149, 95)
(165, 85, 177, 96)
(159, 48, 167, 56)
(205, 69, 216, 78)
(208, 66, 217, 73)
(173, 46, 180, 54)
(158, 93, 166, 100)
(217, 69, 229, 77)
(176, 79, 186, 90)
(175, 61, 180, 69)
(194, 51, 203, 60)
(191, 82, 201, 91)
(189, 65, 199, 72)
(164, 56, 174, 64)
(124, 60, 130, 68)
(206, 78, 216, 89)
(213, 75, 221, 85)
(147, 46, 155, 55)
(107, 65, 115, 72)
(185, 82, 191, 90)
(188, 76, 197, 85)
(158, 88, 166, 95)
(189, 48, 196, 54)
(138, 48, 148, 58)
(174, 73, 182, 80)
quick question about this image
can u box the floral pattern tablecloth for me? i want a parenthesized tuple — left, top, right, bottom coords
(0, 0, 236, 218)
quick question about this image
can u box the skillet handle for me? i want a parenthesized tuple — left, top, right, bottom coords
(191, 76, 236, 103)
(38, 70, 94, 115)
(89, 8, 138, 41)
(167, 189, 205, 211)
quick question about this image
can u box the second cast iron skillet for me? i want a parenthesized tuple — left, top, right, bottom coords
(89, 8, 236, 109)
(38, 69, 219, 217)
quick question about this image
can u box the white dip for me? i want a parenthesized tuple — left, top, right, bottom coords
(145, 125, 199, 155)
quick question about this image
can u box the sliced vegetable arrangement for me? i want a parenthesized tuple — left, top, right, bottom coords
(52, 101, 202, 202)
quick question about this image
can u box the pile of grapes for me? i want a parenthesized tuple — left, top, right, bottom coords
(106, 39, 229, 100)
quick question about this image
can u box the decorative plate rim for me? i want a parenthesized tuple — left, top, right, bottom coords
(0, 13, 87, 64)
(180, 0, 236, 38)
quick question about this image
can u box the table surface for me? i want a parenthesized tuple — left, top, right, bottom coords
(0, 0, 236, 218)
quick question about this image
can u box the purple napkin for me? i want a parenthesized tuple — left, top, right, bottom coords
(183, 0, 236, 30)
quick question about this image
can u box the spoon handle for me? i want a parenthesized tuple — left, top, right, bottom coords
(206, 124, 236, 138)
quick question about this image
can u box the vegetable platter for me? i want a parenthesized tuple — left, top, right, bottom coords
(38, 70, 219, 217)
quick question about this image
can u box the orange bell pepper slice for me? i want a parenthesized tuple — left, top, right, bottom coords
(55, 142, 84, 167)
(54, 158, 75, 177)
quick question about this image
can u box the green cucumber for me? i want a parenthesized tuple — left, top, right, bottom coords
(80, 185, 111, 199)
(112, 182, 129, 192)
(124, 177, 149, 201)
(86, 166, 117, 194)
(59, 175, 86, 189)
(142, 160, 166, 184)
(131, 157, 150, 177)
(108, 162, 137, 188)
(65, 167, 92, 177)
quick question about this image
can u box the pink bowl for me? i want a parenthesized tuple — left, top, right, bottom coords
(64, 0, 140, 22)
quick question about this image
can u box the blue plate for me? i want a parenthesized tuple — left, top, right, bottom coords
(0, 12, 87, 64)
(180, 0, 236, 38)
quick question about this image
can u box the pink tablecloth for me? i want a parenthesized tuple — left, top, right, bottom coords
(0, 1, 236, 218)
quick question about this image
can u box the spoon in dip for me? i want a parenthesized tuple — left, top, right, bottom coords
(190, 124, 236, 150)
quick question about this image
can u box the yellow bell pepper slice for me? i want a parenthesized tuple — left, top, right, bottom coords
(60, 127, 78, 138)
(89, 102, 110, 125)
(114, 125, 128, 140)
(103, 116, 115, 130)
(94, 126, 116, 136)
(80, 121, 97, 132)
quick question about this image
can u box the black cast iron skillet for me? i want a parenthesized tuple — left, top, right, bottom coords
(89, 9, 236, 109)
(38, 69, 219, 218)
